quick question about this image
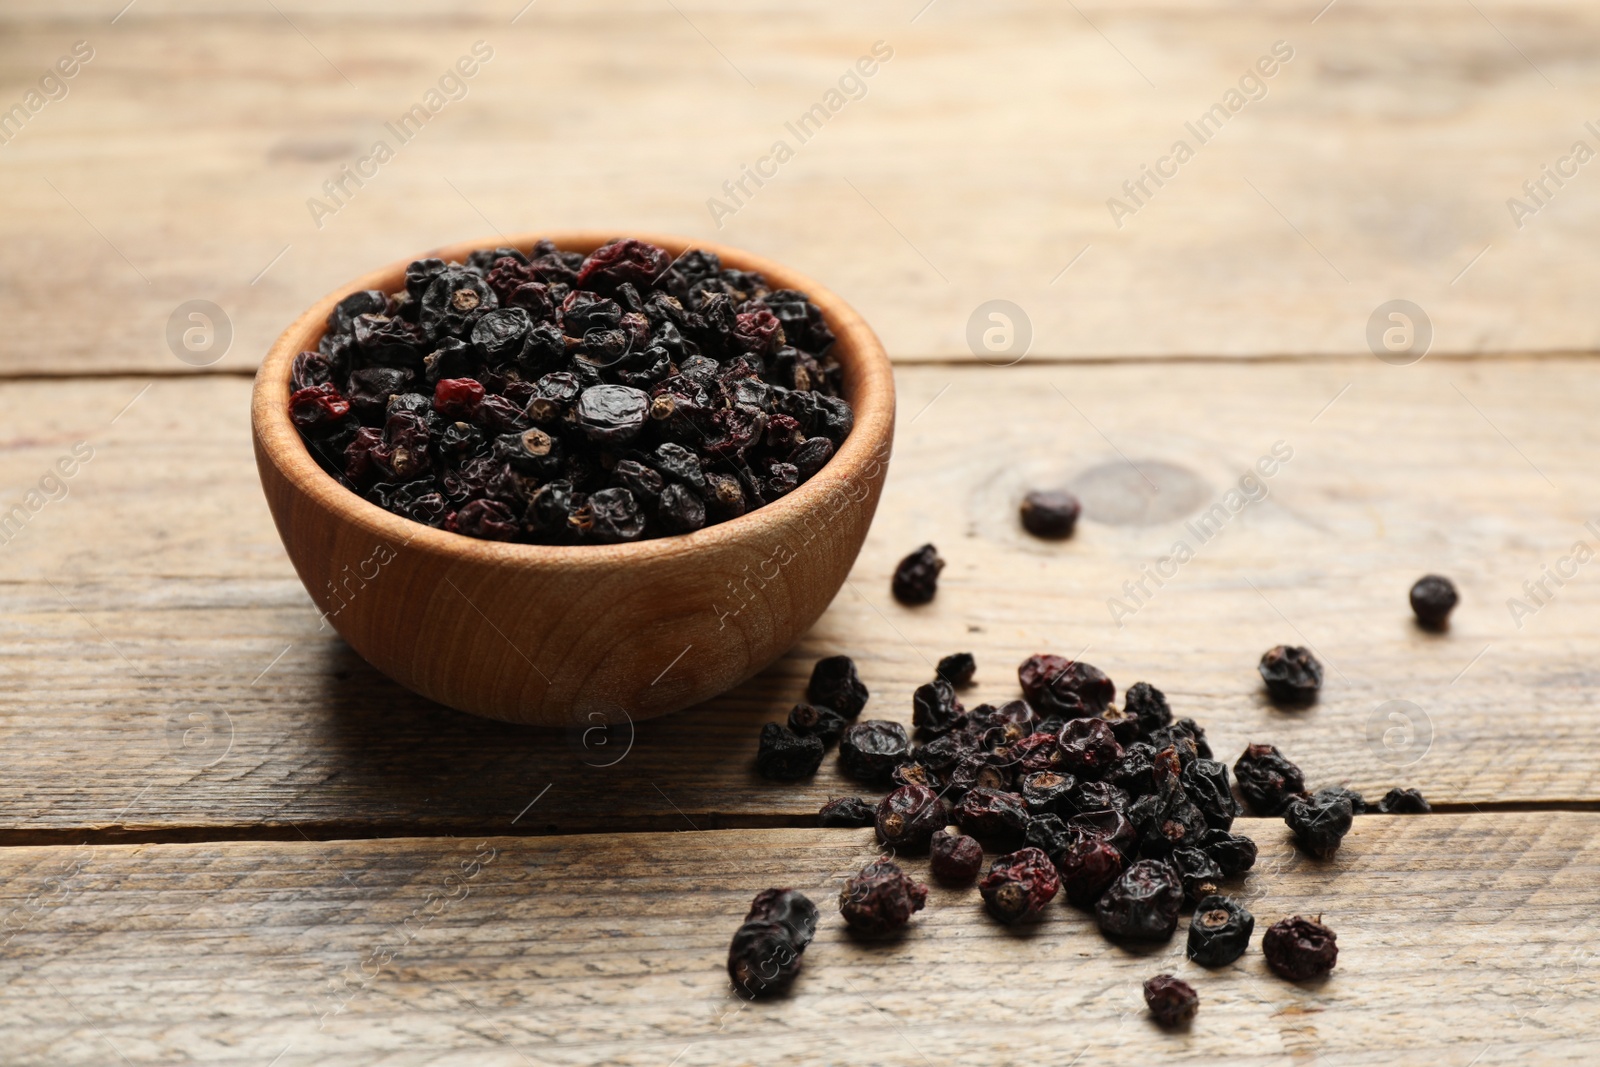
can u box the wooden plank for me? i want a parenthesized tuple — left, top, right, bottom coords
(1, 358, 1597, 838)
(3, 1, 1600, 371)
(1, 815, 1597, 1065)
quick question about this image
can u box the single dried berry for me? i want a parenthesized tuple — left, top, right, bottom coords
(839, 860, 928, 934)
(1410, 574, 1458, 628)
(979, 847, 1061, 924)
(817, 796, 874, 827)
(1262, 915, 1338, 981)
(1197, 828, 1258, 877)
(727, 888, 817, 998)
(1124, 681, 1173, 733)
(892, 544, 944, 605)
(1180, 758, 1243, 830)
(936, 651, 977, 687)
(1142, 974, 1198, 1026)
(1019, 489, 1081, 539)
(1057, 831, 1127, 908)
(875, 784, 948, 852)
(1285, 789, 1354, 859)
(755, 723, 823, 781)
(1187, 894, 1255, 968)
(1233, 743, 1306, 815)
(1259, 645, 1323, 704)
(744, 888, 819, 947)
(930, 829, 984, 885)
(1018, 654, 1116, 717)
(1320, 785, 1368, 815)
(808, 655, 869, 718)
(1095, 860, 1184, 941)
(1021, 770, 1077, 818)
(912, 678, 963, 735)
(1167, 847, 1224, 904)
(838, 720, 909, 784)
(1057, 718, 1124, 779)
(954, 788, 1031, 849)
(788, 703, 847, 748)
(1376, 787, 1431, 814)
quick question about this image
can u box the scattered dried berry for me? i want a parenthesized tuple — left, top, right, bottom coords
(892, 544, 944, 605)
(1124, 681, 1172, 733)
(839, 860, 928, 933)
(808, 655, 869, 719)
(787, 703, 847, 748)
(755, 722, 823, 781)
(954, 788, 1032, 849)
(1376, 787, 1431, 814)
(1262, 915, 1338, 981)
(1018, 654, 1116, 718)
(1168, 847, 1224, 904)
(912, 678, 963, 735)
(1259, 645, 1324, 704)
(1181, 758, 1243, 830)
(1095, 860, 1184, 941)
(936, 651, 977, 687)
(745, 887, 820, 947)
(1019, 489, 1081, 539)
(838, 720, 909, 784)
(1197, 828, 1259, 877)
(1142, 974, 1199, 1026)
(1021, 770, 1077, 818)
(1285, 789, 1354, 859)
(1187, 894, 1255, 967)
(727, 888, 818, 998)
(875, 784, 948, 852)
(1410, 574, 1458, 628)
(1057, 831, 1127, 908)
(979, 847, 1061, 924)
(817, 796, 874, 827)
(930, 829, 985, 885)
(1320, 785, 1367, 815)
(1233, 743, 1306, 815)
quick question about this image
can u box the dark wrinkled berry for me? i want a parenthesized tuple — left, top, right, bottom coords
(839, 860, 927, 933)
(936, 651, 977, 687)
(1181, 758, 1243, 830)
(875, 785, 948, 852)
(1197, 828, 1258, 877)
(727, 888, 817, 999)
(1095, 860, 1184, 941)
(744, 888, 819, 947)
(838, 720, 908, 783)
(1058, 831, 1127, 908)
(1142, 974, 1198, 1026)
(1284, 789, 1354, 859)
(892, 544, 944, 605)
(1069, 808, 1137, 860)
(1262, 915, 1338, 981)
(912, 678, 963, 735)
(1018, 654, 1116, 717)
(1022, 812, 1072, 863)
(1168, 846, 1224, 904)
(1057, 718, 1123, 779)
(1234, 743, 1306, 815)
(1410, 574, 1458, 628)
(756, 723, 823, 781)
(954, 788, 1031, 849)
(1186, 895, 1255, 967)
(1377, 787, 1431, 814)
(788, 703, 846, 748)
(1259, 644, 1323, 704)
(930, 829, 984, 885)
(817, 796, 874, 827)
(1320, 785, 1367, 815)
(1124, 681, 1172, 733)
(1021, 770, 1077, 818)
(1019, 489, 1081, 539)
(808, 655, 868, 718)
(979, 847, 1060, 924)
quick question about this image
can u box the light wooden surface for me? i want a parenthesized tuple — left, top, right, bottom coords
(2, 815, 1597, 1066)
(5, 0, 1600, 370)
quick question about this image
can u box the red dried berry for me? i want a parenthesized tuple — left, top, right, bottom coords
(288, 383, 350, 429)
(434, 377, 486, 419)
(978, 847, 1060, 924)
(1262, 915, 1338, 981)
(577, 238, 673, 289)
(839, 860, 928, 934)
(874, 784, 947, 852)
(1018, 654, 1115, 717)
(1142, 974, 1198, 1026)
(929, 829, 984, 885)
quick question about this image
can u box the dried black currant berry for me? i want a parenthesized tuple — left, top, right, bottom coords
(788, 703, 847, 748)
(1410, 574, 1458, 628)
(1095, 860, 1184, 941)
(1284, 788, 1354, 859)
(875, 784, 948, 852)
(1021, 771, 1076, 818)
(1197, 828, 1258, 877)
(936, 651, 977, 687)
(1376, 787, 1430, 814)
(727, 888, 817, 998)
(1186, 894, 1255, 967)
(839, 860, 928, 933)
(1181, 758, 1243, 830)
(755, 723, 823, 781)
(1233, 743, 1306, 815)
(817, 796, 874, 827)
(891, 544, 944, 605)
(1142, 974, 1198, 1026)
(1259, 645, 1323, 704)
(1320, 785, 1367, 815)
(1018, 654, 1115, 717)
(1058, 831, 1127, 908)
(1019, 489, 1081, 539)
(744, 887, 819, 947)
(808, 655, 869, 719)
(979, 847, 1060, 924)
(930, 829, 984, 885)
(1167, 846, 1224, 904)
(953, 788, 1031, 849)
(912, 678, 963, 735)
(838, 720, 909, 784)
(1262, 915, 1338, 981)
(1124, 681, 1172, 733)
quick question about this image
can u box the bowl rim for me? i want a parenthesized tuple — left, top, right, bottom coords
(251, 230, 895, 567)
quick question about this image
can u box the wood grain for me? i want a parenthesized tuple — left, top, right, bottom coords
(2, 357, 1597, 839)
(4, 1, 1600, 370)
(2, 814, 1597, 1065)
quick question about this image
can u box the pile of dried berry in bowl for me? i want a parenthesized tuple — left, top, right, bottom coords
(285, 238, 854, 543)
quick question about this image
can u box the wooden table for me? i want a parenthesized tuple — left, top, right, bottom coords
(3, 2, 1598, 1063)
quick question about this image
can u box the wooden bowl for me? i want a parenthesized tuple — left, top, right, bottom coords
(251, 232, 894, 726)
